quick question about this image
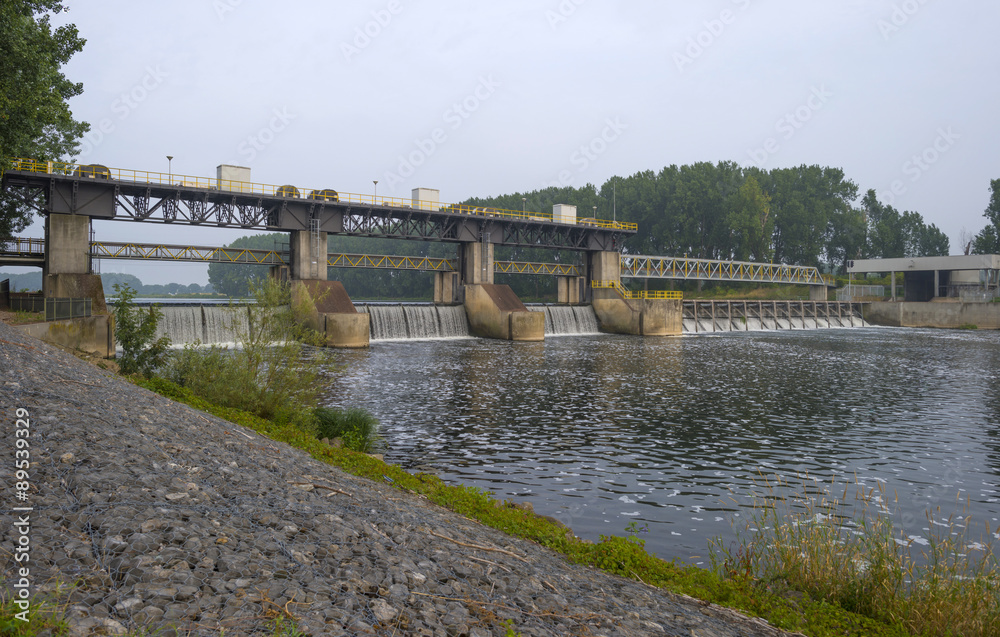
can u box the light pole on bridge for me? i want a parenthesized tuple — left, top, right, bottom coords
(166, 156, 173, 184)
(373, 180, 378, 204)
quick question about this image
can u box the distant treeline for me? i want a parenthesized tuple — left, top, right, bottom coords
(10, 162, 967, 301)
(206, 162, 955, 299)
(0, 271, 215, 296)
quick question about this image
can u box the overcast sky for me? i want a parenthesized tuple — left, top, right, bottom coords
(10, 0, 999, 285)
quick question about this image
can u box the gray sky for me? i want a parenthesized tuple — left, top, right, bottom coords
(12, 0, 999, 285)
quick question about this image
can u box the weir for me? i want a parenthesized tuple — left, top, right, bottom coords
(153, 305, 249, 345)
(356, 304, 470, 341)
(528, 305, 600, 335)
(682, 300, 866, 333)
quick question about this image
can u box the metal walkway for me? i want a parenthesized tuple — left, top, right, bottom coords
(0, 238, 580, 275)
(1, 158, 635, 251)
(620, 254, 831, 285)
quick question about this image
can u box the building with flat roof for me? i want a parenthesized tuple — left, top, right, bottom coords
(847, 254, 1000, 302)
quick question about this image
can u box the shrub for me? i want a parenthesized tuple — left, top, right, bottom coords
(711, 474, 1000, 637)
(111, 283, 170, 377)
(163, 278, 326, 431)
(315, 406, 381, 453)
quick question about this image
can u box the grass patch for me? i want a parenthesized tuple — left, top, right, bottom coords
(4, 310, 45, 325)
(315, 406, 381, 453)
(130, 375, 918, 637)
(711, 474, 1000, 637)
(0, 589, 70, 636)
(957, 323, 979, 330)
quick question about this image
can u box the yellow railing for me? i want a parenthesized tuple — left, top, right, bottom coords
(591, 280, 682, 299)
(5, 157, 638, 231)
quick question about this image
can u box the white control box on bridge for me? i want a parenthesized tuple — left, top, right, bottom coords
(553, 204, 577, 224)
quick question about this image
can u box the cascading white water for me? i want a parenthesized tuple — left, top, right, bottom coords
(529, 306, 601, 335)
(357, 304, 471, 340)
(154, 305, 249, 346)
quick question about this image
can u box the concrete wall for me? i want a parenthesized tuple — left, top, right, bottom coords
(45, 214, 91, 275)
(464, 283, 544, 341)
(45, 273, 108, 315)
(323, 313, 369, 348)
(591, 290, 682, 336)
(865, 301, 1000, 329)
(290, 279, 369, 347)
(19, 315, 114, 358)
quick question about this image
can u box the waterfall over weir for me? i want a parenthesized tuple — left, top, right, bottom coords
(529, 305, 601, 335)
(356, 304, 471, 341)
(154, 305, 249, 346)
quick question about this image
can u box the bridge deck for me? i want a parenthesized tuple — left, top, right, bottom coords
(621, 254, 831, 286)
(1, 158, 634, 251)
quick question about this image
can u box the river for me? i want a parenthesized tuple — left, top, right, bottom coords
(316, 327, 1000, 564)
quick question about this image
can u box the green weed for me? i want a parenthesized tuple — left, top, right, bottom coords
(315, 406, 381, 453)
(711, 474, 1000, 637)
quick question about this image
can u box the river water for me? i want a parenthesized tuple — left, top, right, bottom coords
(318, 328, 1000, 564)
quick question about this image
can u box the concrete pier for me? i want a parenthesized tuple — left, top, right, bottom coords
(43, 214, 107, 314)
(464, 283, 544, 341)
(588, 250, 682, 336)
(290, 280, 369, 348)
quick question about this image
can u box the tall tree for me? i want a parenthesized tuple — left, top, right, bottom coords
(0, 1, 89, 237)
(972, 179, 1000, 254)
(726, 174, 773, 262)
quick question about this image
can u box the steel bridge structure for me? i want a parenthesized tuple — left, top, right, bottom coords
(0, 237, 583, 276)
(620, 254, 831, 286)
(0, 158, 634, 251)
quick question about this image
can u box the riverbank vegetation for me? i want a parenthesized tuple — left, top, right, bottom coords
(128, 373, 1000, 636)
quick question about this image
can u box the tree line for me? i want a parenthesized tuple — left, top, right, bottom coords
(206, 162, 961, 300)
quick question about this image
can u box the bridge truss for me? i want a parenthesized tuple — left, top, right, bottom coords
(1, 158, 635, 251)
(620, 254, 831, 285)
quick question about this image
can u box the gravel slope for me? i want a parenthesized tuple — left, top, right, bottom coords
(0, 319, 794, 636)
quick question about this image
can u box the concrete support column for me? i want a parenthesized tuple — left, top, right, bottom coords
(45, 214, 91, 275)
(588, 250, 621, 285)
(891, 270, 896, 301)
(434, 271, 459, 304)
(557, 276, 584, 305)
(809, 285, 827, 301)
(43, 214, 107, 314)
(289, 229, 328, 281)
(461, 242, 494, 285)
(934, 270, 940, 298)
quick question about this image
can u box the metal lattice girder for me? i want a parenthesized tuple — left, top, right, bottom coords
(620, 254, 828, 285)
(494, 261, 581, 276)
(327, 253, 456, 271)
(90, 242, 287, 265)
(1, 159, 636, 250)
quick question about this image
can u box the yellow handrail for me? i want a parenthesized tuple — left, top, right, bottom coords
(5, 157, 638, 231)
(591, 280, 682, 299)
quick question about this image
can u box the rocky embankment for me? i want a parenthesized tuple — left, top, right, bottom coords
(0, 319, 793, 636)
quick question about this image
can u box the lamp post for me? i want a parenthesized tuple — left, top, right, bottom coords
(522, 197, 526, 214)
(373, 180, 378, 204)
(166, 155, 173, 184)
(593, 205, 597, 221)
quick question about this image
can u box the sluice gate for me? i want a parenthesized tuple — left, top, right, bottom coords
(683, 300, 865, 333)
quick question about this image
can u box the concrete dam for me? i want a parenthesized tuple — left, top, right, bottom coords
(152, 300, 865, 346)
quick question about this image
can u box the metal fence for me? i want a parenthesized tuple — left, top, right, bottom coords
(9, 294, 45, 313)
(44, 297, 92, 321)
(837, 284, 886, 301)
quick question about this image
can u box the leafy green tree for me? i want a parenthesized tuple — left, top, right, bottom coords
(727, 174, 773, 262)
(207, 233, 285, 297)
(111, 283, 170, 377)
(972, 179, 1000, 254)
(0, 1, 89, 237)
